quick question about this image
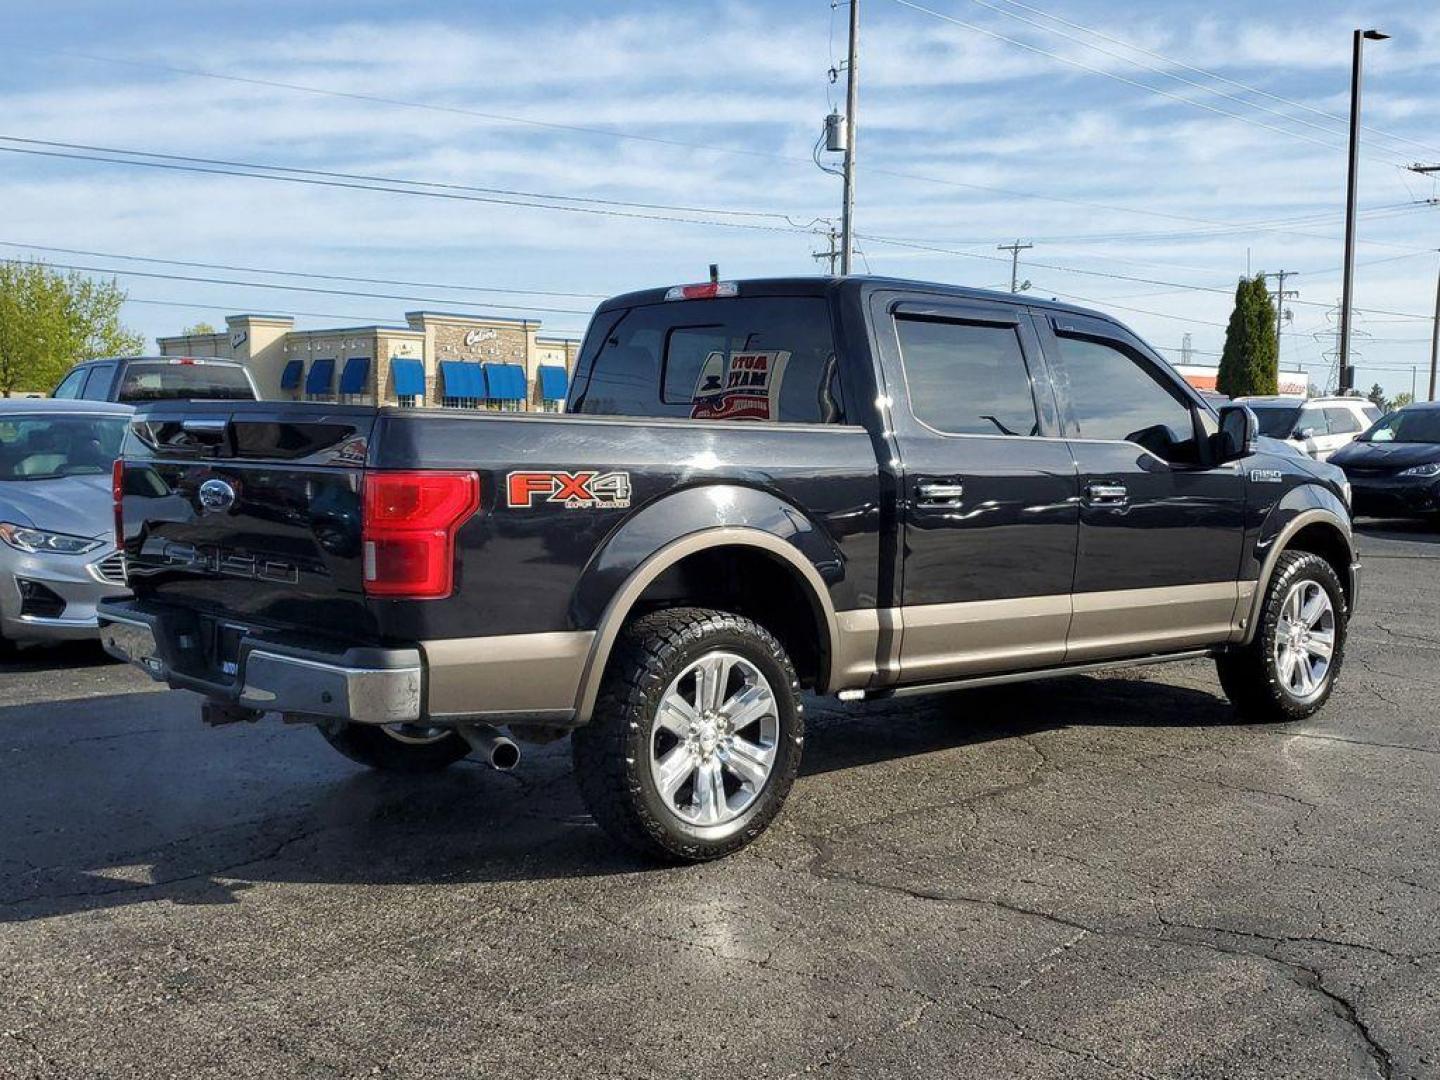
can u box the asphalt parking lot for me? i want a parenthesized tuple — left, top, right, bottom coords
(2, 521, 1438, 1079)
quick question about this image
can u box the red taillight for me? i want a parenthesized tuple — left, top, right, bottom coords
(112, 457, 125, 551)
(361, 471, 481, 599)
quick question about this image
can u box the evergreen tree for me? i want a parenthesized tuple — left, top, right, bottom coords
(1216, 274, 1279, 398)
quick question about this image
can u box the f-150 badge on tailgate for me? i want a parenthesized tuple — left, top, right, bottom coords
(506, 471, 633, 510)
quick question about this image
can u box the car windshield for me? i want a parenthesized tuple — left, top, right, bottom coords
(117, 362, 254, 402)
(0, 415, 128, 481)
(1248, 404, 1301, 438)
(1360, 409, 1440, 444)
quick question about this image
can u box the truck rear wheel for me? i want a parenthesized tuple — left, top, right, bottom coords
(319, 722, 471, 773)
(573, 607, 803, 862)
(1216, 550, 1348, 723)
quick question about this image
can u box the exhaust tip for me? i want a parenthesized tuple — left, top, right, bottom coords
(490, 739, 520, 772)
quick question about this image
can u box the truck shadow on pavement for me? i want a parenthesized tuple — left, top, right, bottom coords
(0, 674, 1241, 924)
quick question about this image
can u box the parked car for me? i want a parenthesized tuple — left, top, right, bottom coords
(52, 356, 258, 404)
(1239, 395, 1381, 461)
(0, 400, 132, 653)
(1332, 402, 1440, 521)
(99, 276, 1357, 861)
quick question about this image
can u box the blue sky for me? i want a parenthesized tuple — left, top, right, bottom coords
(2, 0, 1439, 396)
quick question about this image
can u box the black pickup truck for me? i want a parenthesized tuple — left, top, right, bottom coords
(100, 276, 1358, 861)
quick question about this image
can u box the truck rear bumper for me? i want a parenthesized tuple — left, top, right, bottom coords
(98, 601, 422, 725)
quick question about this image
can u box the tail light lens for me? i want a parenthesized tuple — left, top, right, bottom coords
(112, 457, 125, 551)
(362, 471, 480, 599)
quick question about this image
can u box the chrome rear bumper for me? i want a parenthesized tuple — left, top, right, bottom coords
(99, 606, 422, 725)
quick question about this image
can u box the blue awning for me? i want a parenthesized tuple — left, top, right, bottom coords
(390, 358, 425, 398)
(305, 358, 336, 395)
(339, 357, 371, 394)
(484, 363, 527, 401)
(440, 360, 485, 401)
(537, 365, 568, 401)
(280, 359, 303, 390)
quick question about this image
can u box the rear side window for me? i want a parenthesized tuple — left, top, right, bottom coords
(1324, 407, 1361, 435)
(117, 362, 255, 402)
(894, 317, 1039, 436)
(52, 368, 89, 399)
(79, 362, 116, 400)
(575, 297, 844, 423)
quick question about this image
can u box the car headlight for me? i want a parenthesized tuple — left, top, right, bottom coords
(0, 522, 103, 556)
(1399, 462, 1440, 478)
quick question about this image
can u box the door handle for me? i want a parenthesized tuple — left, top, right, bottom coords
(916, 480, 965, 505)
(1086, 482, 1128, 506)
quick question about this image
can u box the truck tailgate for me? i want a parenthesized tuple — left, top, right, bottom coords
(119, 404, 378, 642)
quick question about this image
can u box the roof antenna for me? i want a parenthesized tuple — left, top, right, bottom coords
(709, 263, 719, 285)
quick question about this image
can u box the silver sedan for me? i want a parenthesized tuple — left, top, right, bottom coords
(0, 400, 132, 652)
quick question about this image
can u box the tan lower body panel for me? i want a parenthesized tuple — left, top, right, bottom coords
(898, 594, 1071, 681)
(423, 631, 595, 718)
(1065, 582, 1239, 662)
(889, 583, 1241, 684)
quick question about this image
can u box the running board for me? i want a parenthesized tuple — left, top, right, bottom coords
(870, 649, 1215, 700)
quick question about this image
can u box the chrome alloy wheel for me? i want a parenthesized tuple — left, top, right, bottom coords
(380, 724, 454, 746)
(1272, 579, 1337, 704)
(649, 650, 780, 827)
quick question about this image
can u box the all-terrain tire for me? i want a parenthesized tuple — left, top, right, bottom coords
(1217, 550, 1348, 723)
(319, 723, 471, 773)
(572, 607, 803, 863)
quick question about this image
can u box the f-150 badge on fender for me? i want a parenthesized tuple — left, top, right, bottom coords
(506, 470, 633, 510)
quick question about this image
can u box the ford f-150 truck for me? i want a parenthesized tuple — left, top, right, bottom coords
(99, 276, 1358, 861)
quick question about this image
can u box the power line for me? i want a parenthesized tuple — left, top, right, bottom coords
(986, 0, 1440, 162)
(23, 46, 1417, 240)
(889, 0, 1382, 158)
(858, 230, 1437, 320)
(119, 295, 590, 338)
(3, 258, 598, 316)
(0, 240, 609, 300)
(0, 136, 819, 232)
(958, 0, 1432, 166)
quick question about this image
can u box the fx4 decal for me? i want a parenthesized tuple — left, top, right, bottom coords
(506, 470, 633, 510)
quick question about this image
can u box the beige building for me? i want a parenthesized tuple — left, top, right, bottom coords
(157, 311, 581, 411)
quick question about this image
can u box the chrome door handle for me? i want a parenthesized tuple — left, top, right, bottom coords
(1086, 482, 1128, 505)
(917, 480, 965, 504)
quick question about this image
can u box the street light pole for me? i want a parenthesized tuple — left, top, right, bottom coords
(1338, 28, 1389, 395)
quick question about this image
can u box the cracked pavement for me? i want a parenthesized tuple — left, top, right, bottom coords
(2, 520, 1439, 1079)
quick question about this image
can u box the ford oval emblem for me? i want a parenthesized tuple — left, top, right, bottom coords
(198, 478, 238, 514)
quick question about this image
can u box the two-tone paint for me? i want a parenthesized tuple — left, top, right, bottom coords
(105, 276, 1356, 729)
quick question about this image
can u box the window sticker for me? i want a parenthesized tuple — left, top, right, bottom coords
(689, 350, 790, 422)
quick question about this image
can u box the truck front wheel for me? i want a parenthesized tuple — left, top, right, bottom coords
(319, 722, 471, 773)
(1216, 550, 1348, 722)
(573, 607, 804, 862)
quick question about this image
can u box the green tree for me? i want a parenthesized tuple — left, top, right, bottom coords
(0, 261, 143, 396)
(181, 321, 218, 335)
(1366, 383, 1388, 411)
(1216, 274, 1279, 398)
(1390, 392, 1414, 411)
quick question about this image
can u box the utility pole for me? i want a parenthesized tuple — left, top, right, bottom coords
(1263, 270, 1299, 362)
(998, 240, 1033, 293)
(1339, 29, 1389, 394)
(839, 0, 859, 276)
(813, 225, 841, 276)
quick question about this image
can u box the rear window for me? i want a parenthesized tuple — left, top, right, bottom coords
(573, 297, 844, 423)
(1249, 404, 1301, 438)
(117, 362, 255, 402)
(0, 415, 128, 480)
